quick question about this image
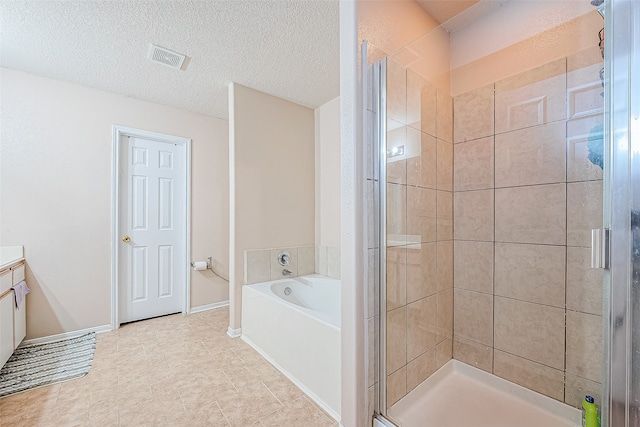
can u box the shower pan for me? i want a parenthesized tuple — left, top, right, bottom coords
(364, 0, 640, 426)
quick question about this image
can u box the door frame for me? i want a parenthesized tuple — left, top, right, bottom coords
(111, 125, 191, 330)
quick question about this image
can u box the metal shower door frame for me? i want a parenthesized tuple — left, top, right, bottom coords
(606, 0, 640, 426)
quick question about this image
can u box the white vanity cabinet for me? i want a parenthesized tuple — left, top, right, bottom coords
(12, 264, 26, 347)
(0, 260, 27, 368)
(0, 270, 14, 367)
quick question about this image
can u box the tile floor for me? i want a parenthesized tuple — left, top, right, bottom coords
(0, 307, 338, 426)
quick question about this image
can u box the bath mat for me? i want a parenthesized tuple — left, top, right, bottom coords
(0, 332, 96, 398)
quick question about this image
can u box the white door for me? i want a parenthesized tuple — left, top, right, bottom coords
(118, 135, 186, 323)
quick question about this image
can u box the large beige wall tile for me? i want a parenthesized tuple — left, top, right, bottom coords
(495, 122, 566, 187)
(406, 348, 437, 393)
(387, 58, 407, 125)
(297, 246, 315, 276)
(567, 115, 604, 182)
(454, 289, 493, 346)
(406, 243, 437, 303)
(387, 183, 407, 244)
(436, 289, 453, 341)
(567, 180, 603, 247)
(437, 191, 453, 240)
(436, 89, 453, 143)
(453, 336, 493, 373)
(454, 136, 494, 191)
(436, 241, 453, 291)
(565, 374, 602, 410)
(387, 366, 407, 407)
(454, 241, 493, 294)
(436, 338, 453, 370)
(494, 243, 566, 307)
(494, 350, 564, 401)
(387, 307, 407, 374)
(495, 59, 566, 134)
(407, 69, 437, 136)
(387, 125, 407, 185)
(407, 186, 437, 243)
(566, 311, 603, 383)
(495, 183, 566, 245)
(567, 47, 604, 121)
(407, 296, 437, 361)
(387, 247, 407, 311)
(437, 139, 453, 191)
(454, 189, 494, 241)
(454, 84, 494, 143)
(407, 131, 437, 189)
(244, 250, 271, 285)
(494, 297, 565, 369)
(567, 247, 603, 315)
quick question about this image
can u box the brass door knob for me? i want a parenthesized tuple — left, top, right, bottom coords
(122, 235, 131, 243)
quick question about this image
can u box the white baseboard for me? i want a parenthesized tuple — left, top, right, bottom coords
(20, 324, 112, 347)
(226, 326, 242, 338)
(190, 300, 229, 314)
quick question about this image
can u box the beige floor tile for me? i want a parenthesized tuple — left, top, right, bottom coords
(262, 375, 306, 404)
(223, 364, 263, 389)
(87, 403, 120, 426)
(261, 396, 338, 426)
(0, 307, 335, 426)
(215, 382, 283, 426)
(175, 402, 230, 426)
(178, 374, 237, 412)
(118, 403, 169, 427)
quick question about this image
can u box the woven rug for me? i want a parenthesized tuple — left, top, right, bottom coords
(0, 332, 96, 398)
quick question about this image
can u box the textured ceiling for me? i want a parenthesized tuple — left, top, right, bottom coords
(416, 0, 481, 25)
(0, 1, 340, 119)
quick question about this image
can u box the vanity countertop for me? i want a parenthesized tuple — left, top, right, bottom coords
(0, 246, 24, 271)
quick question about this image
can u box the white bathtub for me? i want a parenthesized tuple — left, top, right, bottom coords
(241, 274, 341, 419)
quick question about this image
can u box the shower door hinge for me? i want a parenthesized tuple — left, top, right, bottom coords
(591, 228, 610, 269)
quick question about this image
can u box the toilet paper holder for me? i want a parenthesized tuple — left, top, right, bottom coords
(190, 257, 212, 270)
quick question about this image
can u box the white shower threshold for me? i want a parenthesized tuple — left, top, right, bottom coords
(387, 360, 581, 427)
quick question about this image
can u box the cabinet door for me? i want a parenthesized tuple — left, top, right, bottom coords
(0, 292, 14, 367)
(13, 290, 26, 348)
(0, 270, 11, 295)
(11, 264, 25, 285)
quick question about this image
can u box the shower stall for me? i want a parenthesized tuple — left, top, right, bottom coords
(364, 0, 640, 425)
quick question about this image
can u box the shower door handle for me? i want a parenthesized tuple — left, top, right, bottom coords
(591, 228, 610, 269)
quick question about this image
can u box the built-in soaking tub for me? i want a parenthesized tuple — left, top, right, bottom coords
(241, 274, 341, 420)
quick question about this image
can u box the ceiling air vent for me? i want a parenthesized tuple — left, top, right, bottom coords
(148, 44, 186, 70)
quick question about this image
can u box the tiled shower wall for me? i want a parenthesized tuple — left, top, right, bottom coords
(244, 245, 341, 284)
(452, 46, 604, 409)
(384, 58, 454, 406)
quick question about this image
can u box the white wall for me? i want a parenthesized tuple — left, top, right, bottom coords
(450, 4, 602, 95)
(450, 1, 595, 70)
(228, 82, 315, 330)
(358, 0, 440, 62)
(315, 96, 341, 248)
(0, 68, 229, 339)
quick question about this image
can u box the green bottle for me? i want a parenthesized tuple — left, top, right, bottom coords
(582, 395, 599, 427)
